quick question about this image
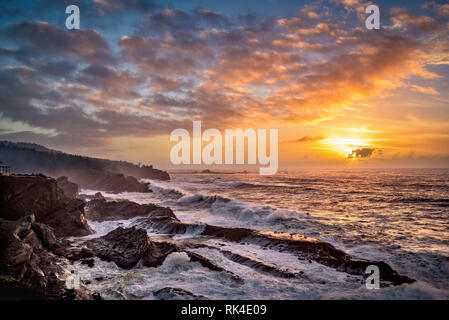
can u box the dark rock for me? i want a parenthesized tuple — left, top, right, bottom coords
(56, 176, 78, 198)
(214, 249, 300, 279)
(185, 251, 227, 272)
(150, 218, 415, 286)
(77, 192, 105, 201)
(81, 259, 95, 268)
(0, 215, 96, 299)
(0, 216, 36, 278)
(61, 246, 94, 262)
(338, 259, 415, 285)
(0, 275, 46, 300)
(86, 198, 177, 222)
(78, 226, 242, 280)
(31, 223, 61, 250)
(142, 242, 179, 268)
(42, 199, 93, 237)
(153, 287, 207, 300)
(185, 251, 242, 281)
(93, 192, 104, 199)
(67, 169, 151, 193)
(203, 225, 254, 242)
(85, 227, 150, 269)
(0, 175, 67, 220)
(0, 175, 93, 237)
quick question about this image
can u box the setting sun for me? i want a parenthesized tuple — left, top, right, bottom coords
(321, 138, 372, 157)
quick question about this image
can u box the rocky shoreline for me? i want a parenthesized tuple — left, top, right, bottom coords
(0, 174, 414, 300)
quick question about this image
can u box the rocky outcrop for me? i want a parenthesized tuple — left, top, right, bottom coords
(56, 176, 78, 198)
(209, 247, 301, 279)
(86, 198, 176, 222)
(66, 169, 151, 193)
(85, 227, 151, 269)
(129, 207, 415, 286)
(0, 215, 97, 300)
(69, 226, 241, 281)
(0, 175, 92, 237)
(203, 228, 414, 285)
(80, 227, 182, 270)
(142, 241, 179, 268)
(78, 192, 105, 201)
(122, 165, 170, 181)
(153, 287, 207, 300)
(84, 197, 414, 286)
(0, 175, 67, 220)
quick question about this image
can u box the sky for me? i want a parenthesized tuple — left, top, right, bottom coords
(0, 0, 448, 170)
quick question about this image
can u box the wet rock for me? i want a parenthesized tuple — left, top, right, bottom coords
(93, 192, 105, 199)
(78, 192, 105, 201)
(42, 199, 93, 237)
(81, 259, 95, 268)
(85, 227, 150, 269)
(31, 223, 61, 250)
(86, 198, 177, 222)
(338, 259, 415, 285)
(0, 215, 97, 299)
(61, 246, 94, 262)
(185, 251, 242, 281)
(67, 169, 151, 193)
(56, 176, 78, 198)
(142, 242, 179, 268)
(165, 221, 414, 286)
(217, 249, 300, 279)
(153, 287, 207, 300)
(202, 225, 254, 242)
(78, 226, 242, 280)
(0, 175, 66, 220)
(0, 216, 35, 278)
(0, 175, 92, 237)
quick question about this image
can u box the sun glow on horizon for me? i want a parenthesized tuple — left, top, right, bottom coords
(321, 137, 373, 157)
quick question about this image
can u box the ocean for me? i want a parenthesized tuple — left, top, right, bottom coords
(75, 169, 449, 299)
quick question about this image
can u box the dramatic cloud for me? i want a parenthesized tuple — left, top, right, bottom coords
(1, 21, 115, 64)
(0, 0, 447, 155)
(347, 148, 376, 159)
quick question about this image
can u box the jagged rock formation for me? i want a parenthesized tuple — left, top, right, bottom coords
(153, 287, 207, 300)
(66, 226, 240, 282)
(0, 175, 99, 299)
(85, 227, 151, 269)
(0, 175, 92, 237)
(0, 215, 98, 299)
(86, 198, 175, 222)
(78, 192, 105, 201)
(86, 198, 415, 286)
(56, 176, 79, 198)
(65, 169, 151, 193)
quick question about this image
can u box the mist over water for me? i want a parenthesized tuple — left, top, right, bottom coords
(78, 169, 449, 299)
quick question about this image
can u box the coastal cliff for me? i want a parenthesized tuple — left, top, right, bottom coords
(0, 175, 96, 299)
(0, 141, 170, 181)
